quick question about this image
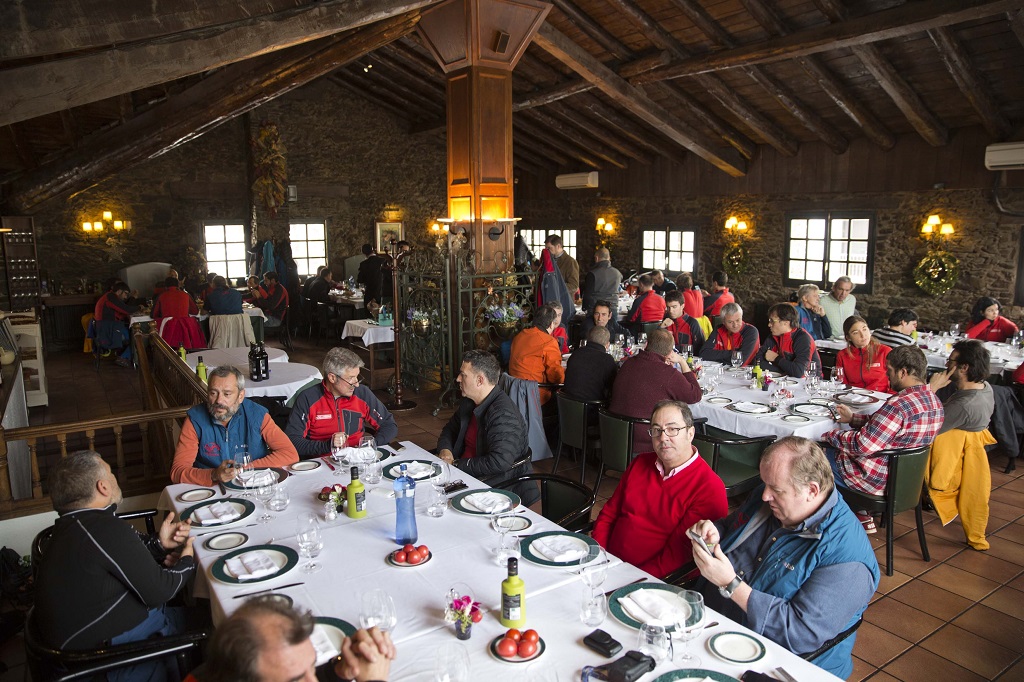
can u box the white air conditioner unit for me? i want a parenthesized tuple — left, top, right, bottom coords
(985, 142, 1024, 171)
(555, 171, 599, 190)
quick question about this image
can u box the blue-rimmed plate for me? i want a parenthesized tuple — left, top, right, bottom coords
(520, 531, 598, 567)
(180, 498, 255, 526)
(707, 631, 767, 664)
(653, 670, 739, 682)
(313, 617, 357, 666)
(382, 460, 442, 481)
(449, 489, 521, 515)
(607, 582, 690, 632)
(210, 544, 299, 584)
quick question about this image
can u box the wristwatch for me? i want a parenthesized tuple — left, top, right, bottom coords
(719, 575, 743, 599)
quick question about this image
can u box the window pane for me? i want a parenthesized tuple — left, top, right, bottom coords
(830, 262, 847, 279)
(830, 241, 848, 261)
(654, 232, 666, 250)
(226, 243, 246, 261)
(808, 219, 826, 240)
(850, 219, 870, 240)
(307, 223, 325, 240)
(227, 260, 247, 279)
(206, 244, 226, 261)
(830, 219, 849, 240)
(790, 240, 806, 259)
(290, 224, 307, 241)
(850, 242, 868, 262)
(205, 224, 224, 242)
(789, 261, 805, 279)
(292, 242, 308, 258)
(848, 263, 867, 283)
(669, 232, 681, 251)
(308, 242, 326, 258)
(668, 253, 681, 271)
(564, 230, 577, 247)
(807, 240, 825, 260)
(642, 251, 655, 269)
(643, 231, 656, 249)
(654, 252, 666, 270)
(790, 220, 807, 239)
(294, 259, 308, 276)
(682, 232, 694, 251)
(681, 254, 694, 272)
(806, 261, 824, 281)
(208, 261, 226, 278)
(224, 224, 245, 242)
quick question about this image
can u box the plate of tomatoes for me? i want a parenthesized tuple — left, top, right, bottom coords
(386, 544, 432, 567)
(489, 628, 545, 663)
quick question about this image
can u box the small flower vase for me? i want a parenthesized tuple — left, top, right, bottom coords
(412, 319, 433, 337)
(493, 321, 517, 339)
(454, 620, 472, 640)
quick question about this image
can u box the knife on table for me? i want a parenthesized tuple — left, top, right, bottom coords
(321, 456, 336, 471)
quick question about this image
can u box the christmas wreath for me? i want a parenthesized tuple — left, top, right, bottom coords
(913, 251, 960, 297)
(722, 242, 749, 275)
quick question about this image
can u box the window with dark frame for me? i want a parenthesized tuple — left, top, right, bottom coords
(641, 227, 697, 275)
(203, 222, 248, 282)
(289, 220, 328, 278)
(520, 228, 578, 260)
(784, 211, 875, 293)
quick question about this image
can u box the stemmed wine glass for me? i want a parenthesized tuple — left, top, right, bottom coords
(359, 588, 397, 633)
(433, 642, 471, 682)
(235, 451, 254, 497)
(256, 482, 275, 523)
(295, 512, 323, 573)
(949, 323, 961, 339)
(578, 546, 610, 625)
(673, 590, 706, 665)
(731, 350, 743, 369)
(490, 510, 519, 566)
(805, 373, 821, 399)
(831, 365, 845, 388)
(330, 432, 347, 477)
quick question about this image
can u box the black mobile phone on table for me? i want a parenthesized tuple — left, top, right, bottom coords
(583, 629, 622, 658)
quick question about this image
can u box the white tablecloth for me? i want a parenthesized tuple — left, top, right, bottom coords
(224, 362, 321, 401)
(159, 442, 840, 681)
(328, 292, 366, 309)
(130, 306, 266, 326)
(343, 319, 395, 346)
(184, 347, 288, 371)
(818, 337, 1022, 373)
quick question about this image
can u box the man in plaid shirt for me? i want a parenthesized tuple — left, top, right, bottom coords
(823, 345, 943, 497)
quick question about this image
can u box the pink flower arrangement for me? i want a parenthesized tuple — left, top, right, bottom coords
(444, 593, 481, 627)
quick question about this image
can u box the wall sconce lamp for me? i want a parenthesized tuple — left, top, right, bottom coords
(82, 210, 131, 235)
(487, 217, 520, 241)
(432, 217, 468, 236)
(921, 214, 954, 242)
(596, 217, 614, 233)
(724, 216, 748, 233)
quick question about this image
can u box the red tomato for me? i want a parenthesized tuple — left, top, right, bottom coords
(505, 629, 522, 642)
(471, 610, 483, 623)
(407, 551, 423, 565)
(393, 551, 407, 563)
(403, 544, 415, 553)
(517, 639, 538, 658)
(496, 637, 518, 658)
(417, 544, 429, 555)
(522, 629, 539, 643)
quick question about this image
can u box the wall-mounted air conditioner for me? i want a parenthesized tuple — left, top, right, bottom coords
(985, 142, 1024, 171)
(555, 171, 599, 189)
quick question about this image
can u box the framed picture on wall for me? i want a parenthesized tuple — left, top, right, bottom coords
(375, 222, 404, 252)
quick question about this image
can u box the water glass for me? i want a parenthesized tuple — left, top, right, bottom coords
(579, 546, 609, 589)
(949, 323, 961, 338)
(495, 534, 520, 566)
(235, 451, 254, 497)
(256, 483, 274, 523)
(433, 642, 471, 682)
(296, 512, 323, 573)
(674, 590, 706, 666)
(579, 586, 607, 627)
(808, 359, 820, 378)
(359, 588, 397, 633)
(268, 482, 290, 511)
(363, 453, 383, 485)
(731, 350, 743, 368)
(831, 366, 845, 387)
(330, 432, 348, 476)
(637, 623, 673, 664)
(426, 484, 447, 518)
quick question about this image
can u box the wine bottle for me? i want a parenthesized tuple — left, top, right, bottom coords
(500, 557, 526, 628)
(393, 464, 417, 544)
(196, 356, 207, 383)
(346, 466, 366, 518)
(258, 342, 270, 381)
(248, 343, 259, 382)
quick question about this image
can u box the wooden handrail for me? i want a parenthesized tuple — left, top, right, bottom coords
(3, 406, 190, 441)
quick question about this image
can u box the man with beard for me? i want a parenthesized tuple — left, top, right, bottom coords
(170, 366, 298, 485)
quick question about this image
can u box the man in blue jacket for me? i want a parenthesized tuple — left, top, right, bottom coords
(689, 437, 879, 679)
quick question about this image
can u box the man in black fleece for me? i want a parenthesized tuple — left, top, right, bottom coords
(34, 450, 195, 680)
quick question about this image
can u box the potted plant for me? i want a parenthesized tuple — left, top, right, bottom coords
(486, 302, 525, 339)
(444, 590, 481, 640)
(407, 307, 437, 337)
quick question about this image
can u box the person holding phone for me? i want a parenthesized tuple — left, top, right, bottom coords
(688, 437, 879, 680)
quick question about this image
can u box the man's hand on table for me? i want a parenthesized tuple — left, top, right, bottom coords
(437, 449, 455, 465)
(158, 511, 192, 550)
(214, 460, 238, 483)
(334, 627, 395, 682)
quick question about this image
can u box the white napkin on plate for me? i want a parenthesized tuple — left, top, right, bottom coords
(617, 589, 690, 626)
(733, 401, 769, 413)
(193, 501, 241, 525)
(224, 551, 279, 581)
(389, 462, 434, 479)
(842, 393, 872, 404)
(310, 626, 340, 666)
(249, 469, 276, 487)
(531, 536, 587, 563)
(797, 404, 830, 416)
(463, 492, 511, 513)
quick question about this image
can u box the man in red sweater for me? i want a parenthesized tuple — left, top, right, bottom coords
(626, 274, 667, 324)
(593, 400, 728, 579)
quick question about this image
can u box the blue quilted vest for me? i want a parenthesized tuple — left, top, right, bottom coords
(186, 400, 269, 469)
(721, 488, 880, 679)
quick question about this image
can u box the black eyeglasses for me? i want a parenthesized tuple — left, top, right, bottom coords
(647, 426, 689, 438)
(334, 374, 360, 388)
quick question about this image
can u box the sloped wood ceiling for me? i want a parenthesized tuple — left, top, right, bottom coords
(2, 0, 1023, 210)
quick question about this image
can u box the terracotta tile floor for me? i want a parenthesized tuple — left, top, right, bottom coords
(4, 336, 1023, 680)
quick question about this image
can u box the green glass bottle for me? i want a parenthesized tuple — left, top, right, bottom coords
(346, 466, 366, 518)
(196, 356, 207, 383)
(500, 557, 526, 628)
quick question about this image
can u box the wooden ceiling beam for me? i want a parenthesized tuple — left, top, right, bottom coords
(639, 0, 1021, 82)
(354, 55, 445, 108)
(514, 127, 572, 166)
(1010, 10, 1024, 48)
(3, 13, 420, 212)
(511, 142, 553, 173)
(550, 0, 631, 60)
(814, 0, 948, 147)
(739, 0, 895, 150)
(928, 26, 1012, 139)
(514, 118, 602, 169)
(669, 0, 846, 154)
(602, 0, 797, 157)
(58, 110, 79, 149)
(328, 75, 415, 121)
(547, 102, 652, 164)
(576, 95, 677, 160)
(0, 0, 438, 127)
(5, 124, 34, 170)
(523, 109, 630, 169)
(647, 83, 757, 160)
(533, 24, 745, 176)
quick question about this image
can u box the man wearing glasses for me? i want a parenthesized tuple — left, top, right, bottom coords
(592, 400, 728, 579)
(286, 347, 398, 459)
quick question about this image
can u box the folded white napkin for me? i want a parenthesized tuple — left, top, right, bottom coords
(531, 536, 587, 563)
(310, 626, 340, 666)
(193, 501, 241, 525)
(733, 401, 770, 413)
(389, 462, 434, 479)
(617, 590, 690, 626)
(464, 491, 511, 513)
(249, 469, 275, 487)
(797, 404, 830, 416)
(842, 393, 872, 404)
(224, 551, 279, 581)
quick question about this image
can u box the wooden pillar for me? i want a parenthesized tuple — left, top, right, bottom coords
(418, 0, 551, 271)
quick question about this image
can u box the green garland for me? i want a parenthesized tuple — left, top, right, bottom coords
(722, 242, 749, 275)
(913, 251, 960, 296)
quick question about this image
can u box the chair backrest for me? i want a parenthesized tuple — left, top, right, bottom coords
(209, 313, 255, 348)
(697, 315, 713, 338)
(598, 408, 644, 472)
(640, 321, 662, 337)
(699, 425, 777, 468)
(556, 391, 589, 450)
(883, 444, 932, 514)
(539, 474, 596, 531)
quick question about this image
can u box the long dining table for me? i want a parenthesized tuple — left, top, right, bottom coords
(159, 442, 841, 681)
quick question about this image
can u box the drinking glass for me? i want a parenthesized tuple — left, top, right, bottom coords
(681, 344, 692, 358)
(706, 374, 719, 397)
(638, 332, 647, 347)
(426, 483, 447, 518)
(495, 534, 521, 566)
(363, 448, 383, 485)
(256, 482, 275, 523)
(268, 482, 290, 511)
(637, 623, 673, 664)
(490, 511, 517, 564)
(579, 546, 609, 590)
(235, 451, 254, 497)
(433, 642, 471, 682)
(359, 588, 397, 633)
(674, 590, 706, 666)
(295, 512, 323, 573)
(808, 359, 820, 378)
(831, 365, 844, 387)
(730, 350, 743, 368)
(330, 432, 347, 476)
(949, 323, 961, 338)
(579, 585, 607, 627)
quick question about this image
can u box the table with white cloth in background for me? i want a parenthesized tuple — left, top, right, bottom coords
(818, 336, 1023, 374)
(343, 319, 395, 346)
(184, 347, 288, 372)
(159, 442, 841, 682)
(217, 362, 321, 401)
(328, 291, 366, 310)
(130, 306, 267, 327)
(690, 366, 886, 441)
(342, 319, 395, 389)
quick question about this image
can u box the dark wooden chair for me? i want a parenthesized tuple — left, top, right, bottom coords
(553, 391, 604, 483)
(692, 425, 775, 498)
(493, 473, 596, 532)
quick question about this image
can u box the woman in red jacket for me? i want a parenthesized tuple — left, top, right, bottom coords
(967, 296, 1018, 342)
(835, 316, 891, 393)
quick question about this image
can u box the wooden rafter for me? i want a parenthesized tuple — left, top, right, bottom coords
(813, 0, 948, 147)
(4, 13, 421, 212)
(514, 127, 572, 167)
(551, 0, 631, 60)
(547, 102, 651, 164)
(638, 0, 1022, 82)
(928, 26, 1011, 139)
(58, 110, 79, 148)
(5, 124, 34, 169)
(533, 24, 746, 177)
(645, 84, 757, 160)
(523, 109, 629, 168)
(574, 95, 683, 164)
(0, 0, 439, 127)
(738, 0, 895, 150)
(328, 75, 414, 121)
(514, 118, 603, 169)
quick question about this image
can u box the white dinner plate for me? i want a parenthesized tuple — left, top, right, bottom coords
(835, 392, 878, 406)
(790, 403, 831, 417)
(182, 498, 256, 527)
(705, 396, 732, 405)
(211, 544, 299, 584)
(312, 617, 356, 666)
(780, 414, 810, 423)
(706, 631, 767, 664)
(289, 460, 322, 472)
(176, 488, 215, 502)
(203, 532, 248, 551)
(727, 401, 774, 414)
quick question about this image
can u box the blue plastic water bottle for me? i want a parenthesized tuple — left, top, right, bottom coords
(394, 464, 417, 545)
